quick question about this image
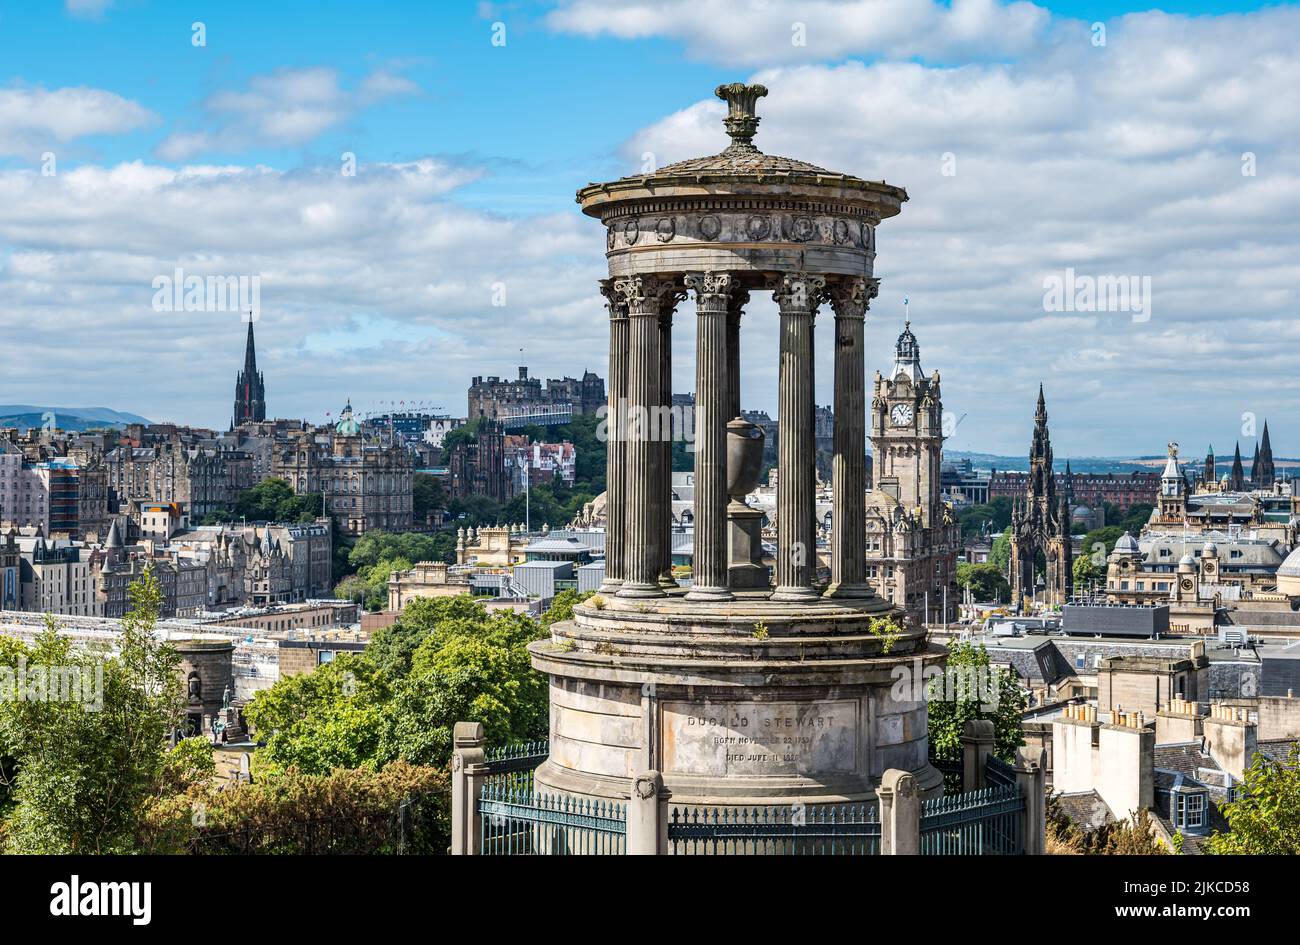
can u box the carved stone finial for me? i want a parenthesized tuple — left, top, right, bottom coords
(715, 83, 768, 153)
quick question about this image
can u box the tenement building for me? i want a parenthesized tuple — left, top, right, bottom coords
(527, 83, 943, 814)
(272, 403, 413, 535)
(1009, 387, 1073, 606)
(864, 322, 959, 624)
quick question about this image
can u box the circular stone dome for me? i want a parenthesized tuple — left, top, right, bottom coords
(1203, 540, 1218, 555)
(1113, 531, 1140, 555)
(1178, 553, 1197, 571)
(1278, 546, 1300, 596)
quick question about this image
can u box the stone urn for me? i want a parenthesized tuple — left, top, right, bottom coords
(726, 417, 765, 499)
(725, 417, 768, 588)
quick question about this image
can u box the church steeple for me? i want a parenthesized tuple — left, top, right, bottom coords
(233, 319, 267, 427)
(1229, 442, 1245, 491)
(1256, 421, 1276, 489)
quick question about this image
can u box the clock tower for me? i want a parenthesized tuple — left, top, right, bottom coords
(865, 322, 959, 625)
(870, 321, 943, 528)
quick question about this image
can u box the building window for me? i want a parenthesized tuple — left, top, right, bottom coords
(1176, 792, 1206, 829)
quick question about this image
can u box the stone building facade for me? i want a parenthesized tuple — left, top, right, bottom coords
(467, 365, 605, 423)
(271, 403, 413, 535)
(448, 418, 507, 501)
(864, 322, 959, 625)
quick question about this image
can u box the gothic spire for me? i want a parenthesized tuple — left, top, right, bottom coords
(233, 319, 267, 427)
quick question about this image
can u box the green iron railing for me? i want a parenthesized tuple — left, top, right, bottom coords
(667, 803, 881, 855)
(479, 783, 626, 855)
(482, 738, 549, 793)
(920, 783, 1024, 855)
(985, 754, 1018, 790)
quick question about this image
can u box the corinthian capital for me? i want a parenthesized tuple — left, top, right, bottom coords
(599, 278, 628, 320)
(684, 271, 734, 310)
(828, 277, 880, 319)
(770, 272, 827, 314)
(613, 274, 683, 317)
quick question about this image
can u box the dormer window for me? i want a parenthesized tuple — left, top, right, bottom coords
(1175, 791, 1206, 829)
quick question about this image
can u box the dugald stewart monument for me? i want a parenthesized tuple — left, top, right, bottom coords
(528, 84, 945, 810)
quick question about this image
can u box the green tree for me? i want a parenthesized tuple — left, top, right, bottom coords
(1081, 525, 1123, 560)
(989, 527, 1013, 572)
(245, 598, 548, 775)
(540, 589, 592, 628)
(1, 570, 184, 853)
(957, 496, 1013, 540)
(366, 595, 488, 678)
(412, 473, 448, 525)
(1205, 744, 1300, 854)
(1073, 551, 1105, 589)
(927, 640, 1027, 765)
(956, 563, 1010, 603)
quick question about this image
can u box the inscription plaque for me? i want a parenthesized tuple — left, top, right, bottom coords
(661, 699, 859, 777)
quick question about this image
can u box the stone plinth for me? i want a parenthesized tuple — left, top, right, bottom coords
(529, 594, 943, 808)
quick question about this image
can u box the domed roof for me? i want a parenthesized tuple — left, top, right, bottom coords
(1278, 545, 1300, 578)
(1202, 540, 1218, 554)
(1113, 531, 1140, 555)
(576, 83, 906, 217)
(335, 400, 362, 436)
(1178, 553, 1196, 570)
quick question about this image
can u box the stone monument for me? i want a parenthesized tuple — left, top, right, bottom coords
(528, 84, 944, 810)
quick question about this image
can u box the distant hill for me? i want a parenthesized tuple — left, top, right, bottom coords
(0, 405, 152, 432)
(950, 451, 1168, 475)
(947, 450, 1297, 475)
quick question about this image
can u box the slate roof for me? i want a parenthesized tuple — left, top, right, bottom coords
(651, 148, 832, 177)
(1054, 791, 1115, 831)
(1153, 742, 1231, 794)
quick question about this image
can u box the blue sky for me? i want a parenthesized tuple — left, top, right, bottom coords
(1, 0, 1298, 456)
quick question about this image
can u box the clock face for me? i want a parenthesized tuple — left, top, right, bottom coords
(890, 403, 914, 426)
(1180, 578, 1194, 591)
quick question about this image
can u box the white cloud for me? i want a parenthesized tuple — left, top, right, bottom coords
(155, 66, 420, 160)
(602, 7, 1300, 454)
(547, 0, 1052, 66)
(0, 85, 155, 155)
(65, 0, 111, 19)
(0, 157, 601, 427)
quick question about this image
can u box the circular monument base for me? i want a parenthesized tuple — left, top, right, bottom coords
(528, 591, 945, 811)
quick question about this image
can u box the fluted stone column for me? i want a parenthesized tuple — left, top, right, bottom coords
(684, 272, 733, 601)
(772, 273, 824, 602)
(725, 290, 747, 421)
(616, 276, 673, 598)
(658, 307, 676, 586)
(599, 279, 628, 593)
(825, 277, 876, 598)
